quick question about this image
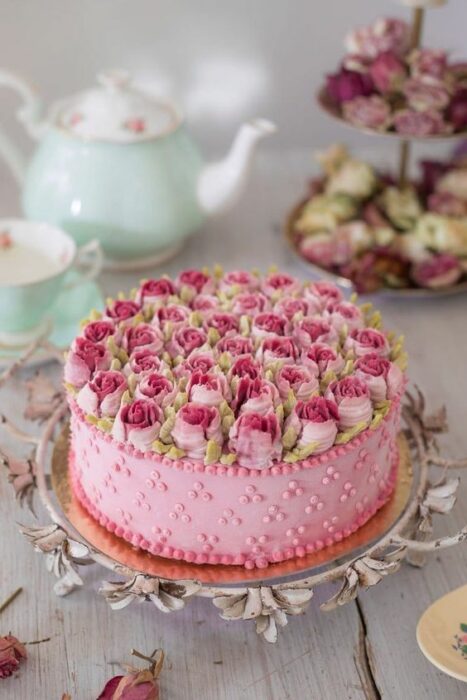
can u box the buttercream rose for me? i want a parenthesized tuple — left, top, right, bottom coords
(285, 397, 339, 454)
(323, 301, 364, 333)
(256, 335, 299, 365)
(274, 296, 309, 320)
(231, 292, 269, 316)
(83, 320, 115, 344)
(77, 370, 127, 417)
(172, 402, 222, 459)
(203, 312, 239, 338)
(261, 272, 301, 298)
(122, 323, 164, 356)
(275, 364, 319, 401)
(64, 338, 111, 388)
(136, 277, 175, 306)
(126, 349, 166, 377)
(355, 353, 403, 402)
(411, 254, 462, 289)
(104, 299, 141, 323)
(176, 269, 214, 295)
(187, 370, 230, 406)
(232, 377, 279, 416)
(326, 376, 373, 430)
(219, 270, 259, 293)
(166, 326, 207, 358)
(294, 317, 338, 349)
(229, 355, 263, 380)
(304, 281, 343, 309)
(252, 313, 288, 337)
(135, 372, 176, 407)
(217, 335, 254, 357)
(228, 412, 282, 468)
(153, 304, 189, 329)
(191, 294, 220, 312)
(345, 328, 390, 358)
(174, 351, 216, 379)
(112, 399, 163, 451)
(343, 95, 392, 132)
(302, 343, 345, 377)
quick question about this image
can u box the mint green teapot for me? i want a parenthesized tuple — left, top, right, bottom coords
(0, 70, 275, 269)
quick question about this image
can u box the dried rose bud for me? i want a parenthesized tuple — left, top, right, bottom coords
(0, 635, 27, 679)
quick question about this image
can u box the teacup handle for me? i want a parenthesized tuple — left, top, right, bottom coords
(64, 239, 103, 290)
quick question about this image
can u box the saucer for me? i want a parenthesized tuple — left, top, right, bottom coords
(417, 583, 467, 683)
(0, 269, 104, 368)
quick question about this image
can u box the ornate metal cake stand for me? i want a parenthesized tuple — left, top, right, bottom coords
(7, 390, 466, 643)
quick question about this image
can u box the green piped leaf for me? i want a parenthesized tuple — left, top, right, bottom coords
(189, 311, 203, 327)
(338, 323, 349, 344)
(85, 414, 98, 425)
(173, 392, 188, 412)
(222, 415, 235, 436)
(283, 389, 297, 417)
(239, 315, 250, 337)
(180, 285, 194, 304)
(335, 421, 368, 444)
(64, 382, 78, 396)
(159, 415, 175, 444)
(162, 351, 174, 366)
(283, 442, 319, 463)
(320, 370, 337, 391)
(131, 312, 145, 326)
(166, 446, 186, 459)
(207, 327, 220, 346)
(117, 291, 126, 300)
(282, 426, 298, 450)
(368, 311, 382, 329)
(340, 360, 354, 377)
(370, 413, 384, 430)
(89, 308, 102, 321)
(218, 352, 231, 372)
(127, 373, 137, 395)
(213, 263, 223, 279)
(350, 292, 358, 303)
(152, 439, 171, 454)
(220, 452, 237, 465)
(393, 351, 408, 371)
(275, 403, 285, 425)
(177, 376, 188, 392)
(97, 417, 114, 432)
(110, 358, 122, 372)
(163, 322, 174, 342)
(121, 390, 132, 405)
(205, 440, 222, 465)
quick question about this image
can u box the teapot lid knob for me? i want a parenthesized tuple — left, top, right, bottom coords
(97, 69, 131, 91)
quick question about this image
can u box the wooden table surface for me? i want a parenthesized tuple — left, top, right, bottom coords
(1, 152, 466, 699)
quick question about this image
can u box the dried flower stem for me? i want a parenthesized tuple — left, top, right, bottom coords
(131, 648, 165, 678)
(0, 414, 40, 445)
(0, 334, 51, 388)
(0, 587, 23, 614)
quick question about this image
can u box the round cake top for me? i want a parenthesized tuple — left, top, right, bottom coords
(64, 268, 407, 469)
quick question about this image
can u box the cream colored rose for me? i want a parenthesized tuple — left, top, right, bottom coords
(437, 169, 467, 202)
(379, 186, 422, 230)
(326, 159, 377, 200)
(295, 193, 358, 233)
(414, 214, 467, 257)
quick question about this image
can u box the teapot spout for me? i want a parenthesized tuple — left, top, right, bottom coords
(197, 118, 276, 216)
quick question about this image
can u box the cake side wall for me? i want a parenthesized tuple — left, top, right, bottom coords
(69, 395, 401, 569)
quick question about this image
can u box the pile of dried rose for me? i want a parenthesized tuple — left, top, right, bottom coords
(325, 17, 467, 137)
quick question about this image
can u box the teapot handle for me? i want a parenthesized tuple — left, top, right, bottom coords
(0, 70, 44, 185)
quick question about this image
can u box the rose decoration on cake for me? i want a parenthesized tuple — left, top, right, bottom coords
(112, 399, 163, 451)
(66, 268, 406, 467)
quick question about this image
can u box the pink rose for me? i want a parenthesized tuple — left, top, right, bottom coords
(187, 370, 230, 407)
(0, 635, 27, 679)
(403, 78, 450, 112)
(64, 338, 111, 388)
(301, 343, 345, 377)
(273, 296, 310, 320)
(97, 671, 159, 700)
(126, 349, 166, 377)
(323, 301, 364, 333)
(232, 377, 279, 416)
(411, 254, 462, 289)
(369, 51, 406, 93)
(176, 268, 214, 295)
(256, 335, 299, 365)
(83, 320, 115, 344)
(217, 335, 254, 357)
(355, 353, 403, 402)
(135, 373, 176, 407)
(299, 234, 351, 270)
(345, 328, 390, 358)
(229, 355, 263, 380)
(345, 18, 410, 59)
(326, 68, 374, 105)
(219, 270, 259, 293)
(326, 376, 372, 430)
(447, 88, 467, 132)
(166, 326, 207, 358)
(394, 109, 449, 136)
(275, 364, 319, 401)
(136, 277, 175, 306)
(410, 49, 448, 81)
(231, 292, 269, 316)
(172, 403, 222, 459)
(252, 313, 288, 337)
(104, 299, 141, 323)
(261, 272, 301, 298)
(343, 95, 392, 131)
(304, 281, 343, 309)
(76, 370, 127, 417)
(203, 312, 239, 337)
(428, 191, 467, 217)
(174, 351, 216, 379)
(285, 397, 339, 454)
(229, 412, 282, 469)
(191, 294, 220, 312)
(112, 399, 163, 451)
(122, 324, 164, 356)
(294, 317, 338, 349)
(153, 304, 189, 329)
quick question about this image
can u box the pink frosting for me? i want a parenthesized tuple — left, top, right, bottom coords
(122, 324, 164, 356)
(152, 304, 189, 329)
(261, 273, 301, 298)
(219, 270, 259, 293)
(136, 278, 176, 306)
(134, 373, 177, 407)
(232, 377, 279, 416)
(166, 326, 207, 358)
(345, 328, 390, 358)
(256, 336, 299, 365)
(217, 335, 254, 357)
(229, 412, 282, 468)
(301, 343, 346, 377)
(203, 312, 239, 338)
(83, 321, 115, 344)
(252, 313, 288, 338)
(176, 269, 214, 295)
(104, 299, 141, 324)
(187, 371, 230, 407)
(294, 317, 338, 349)
(231, 292, 269, 316)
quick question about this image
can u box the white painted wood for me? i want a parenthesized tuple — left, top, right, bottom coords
(1, 151, 466, 699)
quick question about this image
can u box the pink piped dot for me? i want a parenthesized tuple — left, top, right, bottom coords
(169, 512, 178, 520)
(159, 536, 167, 544)
(156, 482, 167, 492)
(194, 482, 203, 491)
(244, 559, 255, 570)
(136, 491, 144, 499)
(305, 505, 313, 514)
(151, 526, 161, 535)
(310, 495, 319, 505)
(268, 505, 278, 515)
(197, 534, 206, 543)
(288, 480, 298, 489)
(344, 481, 352, 491)
(333, 472, 340, 480)
(326, 467, 335, 475)
(223, 508, 233, 517)
(263, 515, 272, 523)
(355, 460, 364, 470)
(142, 503, 151, 512)
(209, 535, 219, 544)
(218, 517, 227, 525)
(282, 490, 291, 500)
(162, 528, 171, 536)
(252, 545, 262, 554)
(317, 502, 324, 511)
(239, 495, 249, 504)
(332, 516, 338, 523)
(369, 475, 375, 484)
(113, 463, 121, 472)
(276, 513, 285, 522)
(256, 557, 268, 569)
(181, 514, 191, 523)
(252, 494, 263, 503)
(322, 477, 330, 486)
(323, 520, 330, 529)
(297, 526, 305, 534)
(123, 468, 131, 477)
(340, 494, 347, 503)
(202, 493, 212, 502)
(175, 503, 184, 513)
(150, 470, 160, 480)
(350, 488, 357, 497)
(246, 536, 256, 545)
(356, 503, 363, 513)
(117, 507, 124, 516)
(203, 544, 213, 553)
(258, 535, 267, 544)
(246, 485, 256, 494)
(232, 517, 241, 526)
(146, 479, 155, 489)
(188, 490, 197, 499)
(296, 487, 304, 496)
(292, 538, 300, 546)
(286, 528, 295, 537)
(363, 495, 369, 504)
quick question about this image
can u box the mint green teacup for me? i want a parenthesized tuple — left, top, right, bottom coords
(0, 219, 102, 346)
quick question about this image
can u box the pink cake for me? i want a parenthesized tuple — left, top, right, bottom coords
(64, 268, 407, 569)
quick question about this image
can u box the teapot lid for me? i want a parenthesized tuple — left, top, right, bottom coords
(53, 70, 181, 143)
